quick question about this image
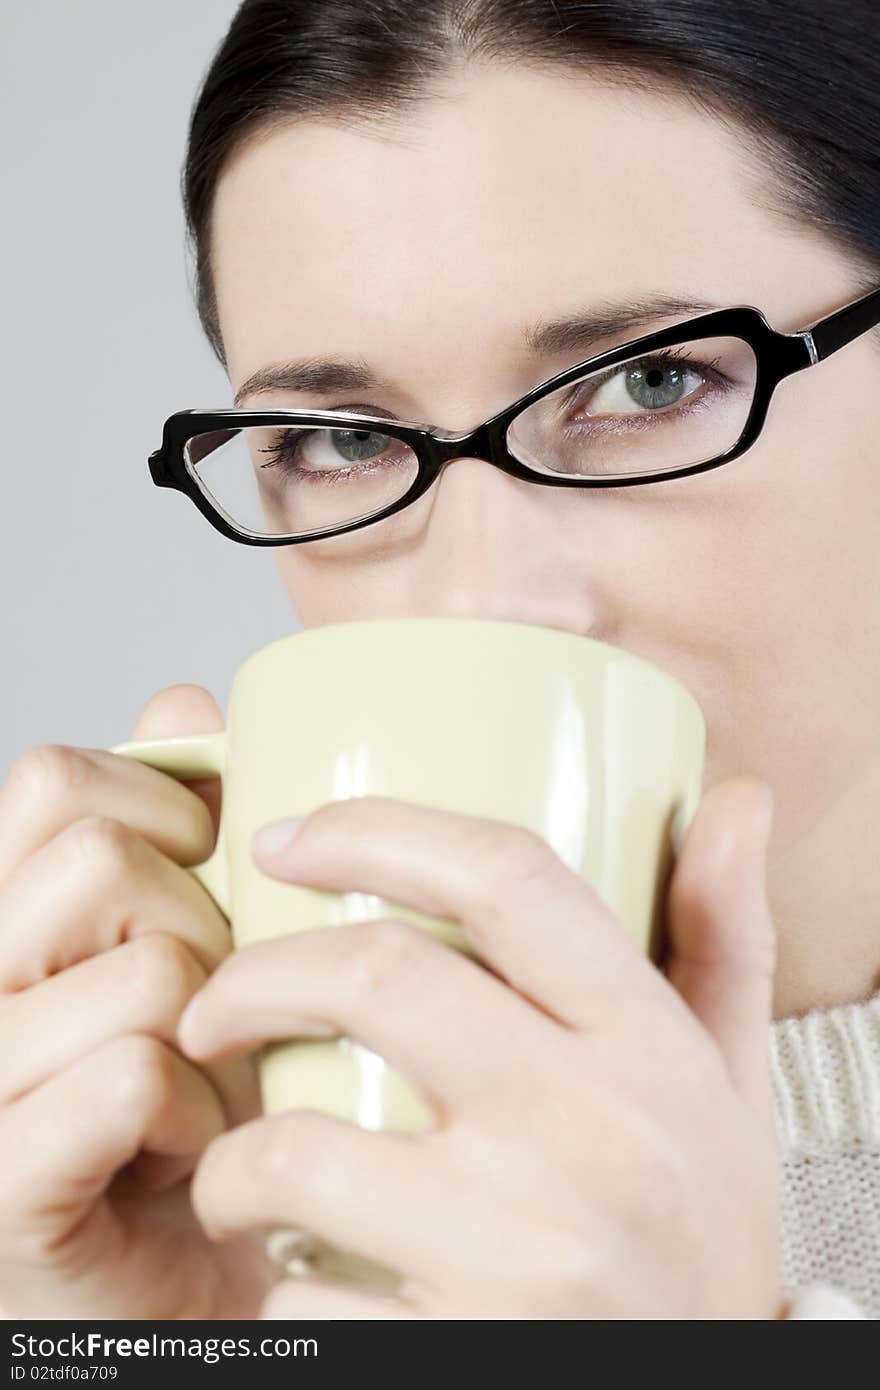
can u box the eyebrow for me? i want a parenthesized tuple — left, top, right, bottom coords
(232, 292, 720, 407)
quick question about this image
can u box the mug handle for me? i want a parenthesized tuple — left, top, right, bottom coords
(110, 733, 230, 917)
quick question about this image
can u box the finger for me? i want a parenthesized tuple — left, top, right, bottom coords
(0, 933, 207, 1103)
(0, 685, 224, 880)
(249, 796, 686, 1034)
(130, 1048, 260, 1144)
(0, 1035, 225, 1237)
(192, 1107, 479, 1287)
(664, 777, 777, 1123)
(130, 683, 225, 831)
(261, 1277, 420, 1320)
(178, 920, 557, 1113)
(0, 743, 216, 883)
(0, 815, 231, 991)
(122, 1047, 260, 1187)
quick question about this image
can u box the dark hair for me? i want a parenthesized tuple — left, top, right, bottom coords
(182, 0, 880, 367)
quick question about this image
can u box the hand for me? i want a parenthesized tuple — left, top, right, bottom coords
(0, 686, 273, 1319)
(179, 778, 785, 1320)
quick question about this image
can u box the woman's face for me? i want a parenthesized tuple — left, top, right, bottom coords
(210, 64, 880, 879)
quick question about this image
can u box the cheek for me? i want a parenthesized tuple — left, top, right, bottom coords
(640, 403, 880, 846)
(273, 529, 424, 624)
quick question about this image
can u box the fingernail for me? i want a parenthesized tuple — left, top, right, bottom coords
(251, 816, 304, 858)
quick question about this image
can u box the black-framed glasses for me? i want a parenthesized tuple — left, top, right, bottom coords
(149, 285, 880, 546)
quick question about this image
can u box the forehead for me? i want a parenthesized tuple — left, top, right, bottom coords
(209, 64, 812, 395)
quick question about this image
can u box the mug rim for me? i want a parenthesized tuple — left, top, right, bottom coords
(233, 616, 706, 728)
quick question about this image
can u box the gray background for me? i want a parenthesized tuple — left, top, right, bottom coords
(0, 2, 299, 781)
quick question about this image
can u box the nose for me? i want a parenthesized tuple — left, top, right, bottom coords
(410, 454, 606, 637)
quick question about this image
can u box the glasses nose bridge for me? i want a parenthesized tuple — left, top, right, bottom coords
(429, 418, 515, 475)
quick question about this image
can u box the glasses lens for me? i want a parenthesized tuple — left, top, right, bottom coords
(184, 422, 421, 537)
(507, 336, 758, 479)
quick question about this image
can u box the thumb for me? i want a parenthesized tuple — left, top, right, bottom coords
(131, 683, 225, 831)
(663, 776, 777, 1125)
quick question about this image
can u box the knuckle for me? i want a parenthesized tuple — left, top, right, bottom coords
(341, 917, 433, 1003)
(108, 1035, 177, 1119)
(127, 931, 204, 1014)
(463, 820, 559, 913)
(7, 743, 91, 806)
(68, 813, 139, 878)
(253, 1109, 335, 1192)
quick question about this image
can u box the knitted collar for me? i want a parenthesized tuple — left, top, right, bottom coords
(770, 989, 880, 1154)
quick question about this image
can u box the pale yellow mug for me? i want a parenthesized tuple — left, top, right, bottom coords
(111, 616, 705, 1291)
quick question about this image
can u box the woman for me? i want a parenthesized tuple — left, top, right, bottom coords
(0, 0, 877, 1320)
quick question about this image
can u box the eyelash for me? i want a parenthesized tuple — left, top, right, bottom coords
(599, 345, 723, 383)
(562, 346, 728, 420)
(255, 348, 731, 481)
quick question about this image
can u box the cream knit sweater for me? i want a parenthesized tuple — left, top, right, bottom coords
(773, 988, 880, 1319)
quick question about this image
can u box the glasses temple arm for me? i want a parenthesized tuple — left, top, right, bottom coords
(807, 285, 880, 361)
